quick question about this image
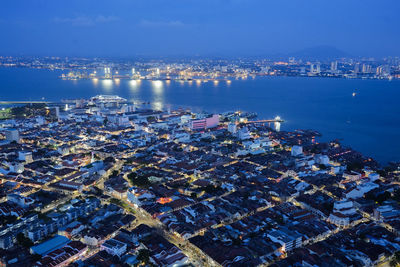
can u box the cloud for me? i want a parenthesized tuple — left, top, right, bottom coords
(95, 15, 120, 23)
(54, 15, 119, 26)
(139, 19, 185, 28)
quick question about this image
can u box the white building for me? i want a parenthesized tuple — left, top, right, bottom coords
(343, 171, 362, 182)
(328, 200, 357, 227)
(83, 234, 101, 246)
(345, 182, 379, 199)
(267, 229, 303, 252)
(36, 116, 45, 125)
(314, 154, 329, 165)
(8, 162, 24, 173)
(121, 104, 135, 113)
(310, 63, 321, 74)
(180, 115, 192, 124)
(58, 145, 72, 156)
(7, 194, 34, 208)
(227, 123, 237, 134)
(101, 239, 127, 257)
(5, 129, 20, 143)
(291, 145, 303, 157)
(18, 151, 33, 163)
(108, 115, 130, 126)
(127, 187, 155, 207)
(368, 173, 380, 181)
(238, 127, 251, 140)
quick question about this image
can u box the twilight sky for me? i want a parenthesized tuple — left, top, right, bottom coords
(1, 0, 399, 57)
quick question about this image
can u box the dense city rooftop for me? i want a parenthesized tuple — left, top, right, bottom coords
(0, 96, 399, 266)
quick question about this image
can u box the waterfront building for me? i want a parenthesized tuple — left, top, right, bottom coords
(362, 64, 372, 73)
(104, 67, 112, 79)
(354, 63, 360, 74)
(310, 64, 321, 74)
(330, 61, 338, 73)
(190, 114, 219, 130)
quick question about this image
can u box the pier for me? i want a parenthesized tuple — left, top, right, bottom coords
(244, 116, 284, 124)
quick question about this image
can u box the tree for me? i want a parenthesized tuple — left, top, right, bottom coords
(16, 233, 33, 248)
(204, 185, 221, 194)
(137, 249, 151, 264)
(0, 215, 17, 226)
(319, 164, 327, 170)
(347, 161, 364, 172)
(31, 254, 42, 262)
(232, 237, 242, 246)
(147, 116, 156, 123)
(393, 190, 400, 203)
(104, 156, 115, 163)
(128, 172, 150, 187)
(390, 251, 400, 267)
(127, 172, 138, 181)
(275, 214, 284, 225)
(365, 191, 391, 204)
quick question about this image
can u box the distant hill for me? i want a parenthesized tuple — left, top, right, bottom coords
(288, 45, 351, 60)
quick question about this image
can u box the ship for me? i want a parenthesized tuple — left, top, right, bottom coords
(90, 95, 127, 104)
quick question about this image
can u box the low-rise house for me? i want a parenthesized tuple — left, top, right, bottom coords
(328, 200, 358, 227)
(101, 238, 127, 257)
(36, 241, 87, 267)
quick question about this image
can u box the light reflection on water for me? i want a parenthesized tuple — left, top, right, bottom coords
(151, 80, 164, 95)
(129, 80, 139, 92)
(92, 78, 99, 87)
(101, 79, 113, 91)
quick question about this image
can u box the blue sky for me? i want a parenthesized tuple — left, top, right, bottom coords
(1, 0, 399, 57)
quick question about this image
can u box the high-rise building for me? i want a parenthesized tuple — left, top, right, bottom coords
(354, 63, 360, 74)
(376, 65, 391, 76)
(330, 61, 338, 73)
(104, 67, 112, 79)
(310, 64, 321, 74)
(364, 64, 372, 73)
